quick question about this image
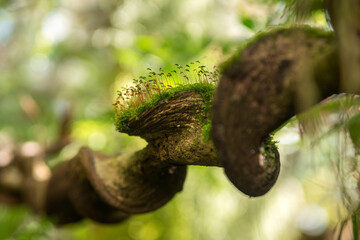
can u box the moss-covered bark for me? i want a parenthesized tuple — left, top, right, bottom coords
(45, 90, 219, 224)
(0, 26, 347, 225)
(212, 26, 340, 196)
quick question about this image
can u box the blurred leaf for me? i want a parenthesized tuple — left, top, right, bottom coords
(282, 0, 326, 19)
(352, 204, 360, 240)
(241, 16, 255, 30)
(348, 113, 360, 148)
(136, 35, 158, 53)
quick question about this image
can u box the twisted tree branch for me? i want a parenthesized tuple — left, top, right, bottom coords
(0, 26, 347, 225)
(45, 90, 218, 224)
(212, 27, 340, 196)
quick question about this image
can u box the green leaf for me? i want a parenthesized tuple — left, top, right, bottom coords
(347, 113, 360, 148)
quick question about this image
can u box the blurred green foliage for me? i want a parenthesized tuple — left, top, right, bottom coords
(0, 0, 358, 239)
(280, 0, 326, 19)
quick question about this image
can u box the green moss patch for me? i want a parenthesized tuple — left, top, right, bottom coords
(115, 82, 216, 133)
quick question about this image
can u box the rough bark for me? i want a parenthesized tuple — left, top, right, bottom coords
(45, 90, 218, 224)
(0, 26, 347, 224)
(212, 27, 340, 196)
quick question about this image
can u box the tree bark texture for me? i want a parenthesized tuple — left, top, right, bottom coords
(212, 26, 340, 197)
(0, 26, 348, 224)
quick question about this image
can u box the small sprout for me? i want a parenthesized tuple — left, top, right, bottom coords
(113, 61, 220, 122)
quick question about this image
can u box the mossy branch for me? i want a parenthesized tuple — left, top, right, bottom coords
(46, 87, 220, 224)
(212, 26, 340, 196)
(0, 26, 348, 225)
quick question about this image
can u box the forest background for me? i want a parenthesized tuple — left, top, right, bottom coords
(0, 0, 358, 239)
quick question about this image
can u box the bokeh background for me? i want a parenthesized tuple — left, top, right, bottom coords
(0, 0, 359, 239)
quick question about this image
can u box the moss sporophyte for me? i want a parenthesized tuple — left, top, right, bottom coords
(113, 62, 220, 133)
